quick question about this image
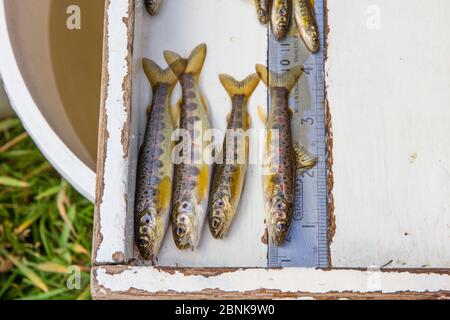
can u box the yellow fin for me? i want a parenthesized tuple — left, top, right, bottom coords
(288, 107, 294, 119)
(245, 113, 251, 129)
(264, 175, 275, 197)
(156, 176, 172, 210)
(197, 165, 210, 202)
(200, 94, 209, 113)
(257, 105, 268, 124)
(142, 58, 178, 89)
(255, 64, 303, 92)
(230, 166, 244, 203)
(164, 44, 206, 80)
(163, 51, 188, 79)
(294, 144, 318, 171)
(219, 73, 260, 98)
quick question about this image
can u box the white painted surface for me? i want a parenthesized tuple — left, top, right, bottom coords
(0, 2, 95, 201)
(327, 0, 450, 268)
(133, 0, 268, 267)
(95, 267, 450, 294)
(95, 0, 133, 264)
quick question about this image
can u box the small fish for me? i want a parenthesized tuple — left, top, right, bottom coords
(293, 0, 320, 53)
(144, 0, 163, 16)
(208, 73, 260, 239)
(135, 58, 186, 261)
(256, 64, 317, 245)
(271, 0, 292, 40)
(164, 44, 213, 250)
(254, 0, 272, 25)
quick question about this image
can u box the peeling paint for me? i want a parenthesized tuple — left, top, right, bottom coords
(95, 0, 133, 264)
(94, 266, 450, 296)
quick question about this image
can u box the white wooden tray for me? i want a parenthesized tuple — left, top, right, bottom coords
(91, 0, 450, 299)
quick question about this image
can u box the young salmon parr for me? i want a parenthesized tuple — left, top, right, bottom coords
(293, 0, 320, 53)
(164, 44, 213, 250)
(135, 58, 185, 261)
(256, 64, 317, 245)
(208, 73, 260, 239)
(271, 0, 292, 40)
(254, 0, 272, 25)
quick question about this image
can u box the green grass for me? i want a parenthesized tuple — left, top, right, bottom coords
(0, 118, 93, 300)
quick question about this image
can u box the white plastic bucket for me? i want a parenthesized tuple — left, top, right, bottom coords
(0, 0, 105, 201)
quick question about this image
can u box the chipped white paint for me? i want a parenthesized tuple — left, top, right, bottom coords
(95, 267, 450, 294)
(94, 0, 450, 298)
(327, 0, 450, 268)
(95, 0, 133, 263)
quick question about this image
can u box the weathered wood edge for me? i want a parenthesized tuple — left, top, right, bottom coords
(91, 0, 450, 301)
(91, 265, 450, 300)
(93, 0, 135, 265)
(92, 0, 111, 264)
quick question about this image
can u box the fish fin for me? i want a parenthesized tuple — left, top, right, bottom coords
(142, 58, 178, 89)
(170, 99, 181, 127)
(219, 73, 260, 98)
(163, 51, 188, 79)
(185, 43, 207, 79)
(257, 105, 268, 124)
(226, 112, 231, 123)
(230, 166, 241, 201)
(294, 144, 318, 171)
(255, 64, 303, 92)
(197, 165, 210, 202)
(288, 107, 294, 119)
(261, 227, 268, 245)
(246, 113, 251, 129)
(156, 176, 172, 210)
(200, 94, 209, 113)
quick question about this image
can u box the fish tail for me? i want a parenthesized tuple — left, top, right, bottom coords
(219, 73, 260, 98)
(164, 44, 207, 79)
(255, 64, 303, 92)
(186, 44, 207, 77)
(163, 51, 188, 79)
(142, 58, 180, 88)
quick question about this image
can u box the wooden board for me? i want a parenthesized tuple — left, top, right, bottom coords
(92, 0, 450, 299)
(326, 0, 450, 268)
(91, 266, 450, 299)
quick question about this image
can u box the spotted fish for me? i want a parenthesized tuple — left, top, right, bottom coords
(255, 64, 318, 245)
(271, 0, 292, 40)
(208, 73, 260, 239)
(293, 0, 319, 53)
(254, 0, 272, 25)
(144, 0, 164, 16)
(164, 44, 213, 250)
(135, 58, 186, 261)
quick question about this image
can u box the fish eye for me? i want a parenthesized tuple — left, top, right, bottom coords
(277, 222, 287, 232)
(211, 217, 221, 228)
(175, 226, 186, 236)
(138, 239, 148, 247)
(276, 202, 285, 210)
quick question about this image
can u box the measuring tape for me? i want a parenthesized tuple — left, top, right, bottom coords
(267, 0, 328, 268)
